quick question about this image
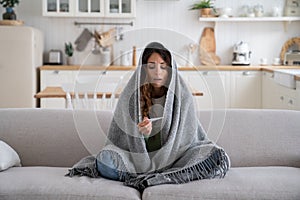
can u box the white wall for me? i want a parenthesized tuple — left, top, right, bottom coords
(5, 0, 300, 66)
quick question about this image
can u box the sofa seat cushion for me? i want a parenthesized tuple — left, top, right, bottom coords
(142, 167, 300, 200)
(0, 166, 140, 200)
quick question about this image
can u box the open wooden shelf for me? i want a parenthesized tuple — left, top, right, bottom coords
(0, 20, 24, 26)
(199, 16, 300, 22)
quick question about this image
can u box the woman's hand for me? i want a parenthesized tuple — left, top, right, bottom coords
(137, 117, 152, 136)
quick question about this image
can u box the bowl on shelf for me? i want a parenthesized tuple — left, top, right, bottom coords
(218, 7, 232, 18)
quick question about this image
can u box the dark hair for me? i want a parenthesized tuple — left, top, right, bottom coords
(141, 42, 171, 67)
(140, 42, 172, 118)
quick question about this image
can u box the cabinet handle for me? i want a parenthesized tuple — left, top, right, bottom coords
(53, 70, 59, 74)
(102, 71, 107, 75)
(288, 99, 294, 105)
(242, 71, 250, 76)
(280, 96, 284, 101)
(203, 71, 209, 75)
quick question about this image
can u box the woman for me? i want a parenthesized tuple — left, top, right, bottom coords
(68, 42, 230, 191)
(136, 42, 172, 152)
(95, 42, 230, 190)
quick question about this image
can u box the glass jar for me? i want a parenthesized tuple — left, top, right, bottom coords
(3, 7, 17, 20)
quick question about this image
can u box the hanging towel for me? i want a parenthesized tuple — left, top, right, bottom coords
(75, 28, 93, 51)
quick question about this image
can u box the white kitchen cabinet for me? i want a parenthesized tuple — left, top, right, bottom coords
(43, 0, 74, 17)
(41, 96, 66, 108)
(181, 70, 262, 110)
(105, 0, 136, 18)
(230, 71, 262, 109)
(180, 71, 230, 110)
(39, 68, 299, 110)
(296, 81, 300, 110)
(72, 70, 133, 94)
(40, 70, 75, 108)
(40, 70, 75, 90)
(74, 0, 105, 17)
(40, 69, 133, 108)
(262, 71, 298, 110)
(175, 70, 298, 110)
(43, 0, 136, 18)
(262, 71, 279, 109)
(283, 94, 297, 110)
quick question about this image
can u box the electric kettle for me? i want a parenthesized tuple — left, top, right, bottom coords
(232, 41, 251, 66)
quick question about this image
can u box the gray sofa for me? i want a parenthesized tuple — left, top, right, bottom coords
(0, 108, 299, 200)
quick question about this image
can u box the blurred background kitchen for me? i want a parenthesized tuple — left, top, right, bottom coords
(1, 0, 300, 110)
(1, 0, 299, 66)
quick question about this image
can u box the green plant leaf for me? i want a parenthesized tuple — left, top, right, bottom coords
(65, 42, 74, 57)
(189, 0, 212, 10)
(0, 0, 20, 8)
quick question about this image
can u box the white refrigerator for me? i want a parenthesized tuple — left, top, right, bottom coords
(0, 26, 43, 108)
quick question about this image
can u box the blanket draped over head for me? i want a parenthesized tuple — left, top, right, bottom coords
(67, 42, 230, 191)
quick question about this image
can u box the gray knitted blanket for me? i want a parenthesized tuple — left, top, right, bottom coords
(67, 45, 230, 191)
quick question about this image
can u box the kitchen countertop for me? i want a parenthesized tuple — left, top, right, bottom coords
(39, 65, 299, 71)
(39, 65, 300, 80)
(35, 86, 203, 99)
(34, 86, 121, 99)
(39, 65, 136, 71)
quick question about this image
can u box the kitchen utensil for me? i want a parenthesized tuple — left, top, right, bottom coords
(232, 41, 251, 66)
(254, 4, 264, 17)
(92, 38, 100, 55)
(240, 5, 250, 17)
(120, 50, 130, 66)
(273, 57, 281, 65)
(132, 46, 137, 66)
(259, 58, 268, 66)
(200, 48, 221, 65)
(95, 28, 116, 48)
(98, 47, 111, 67)
(186, 43, 197, 66)
(199, 27, 221, 65)
(200, 27, 215, 52)
(272, 6, 281, 17)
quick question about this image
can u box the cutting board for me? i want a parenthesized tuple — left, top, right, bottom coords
(200, 27, 216, 53)
(199, 27, 220, 65)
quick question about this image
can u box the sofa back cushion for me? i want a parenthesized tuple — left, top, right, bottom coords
(0, 109, 113, 167)
(197, 109, 300, 168)
(1, 108, 299, 168)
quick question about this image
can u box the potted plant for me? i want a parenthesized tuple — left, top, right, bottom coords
(64, 42, 74, 65)
(189, 0, 214, 17)
(0, 0, 20, 20)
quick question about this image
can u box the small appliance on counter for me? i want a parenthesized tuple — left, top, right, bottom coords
(284, 50, 300, 66)
(232, 41, 251, 66)
(47, 49, 63, 65)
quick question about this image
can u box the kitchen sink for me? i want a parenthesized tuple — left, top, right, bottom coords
(273, 69, 300, 89)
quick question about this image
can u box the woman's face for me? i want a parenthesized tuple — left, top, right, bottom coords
(145, 52, 169, 89)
